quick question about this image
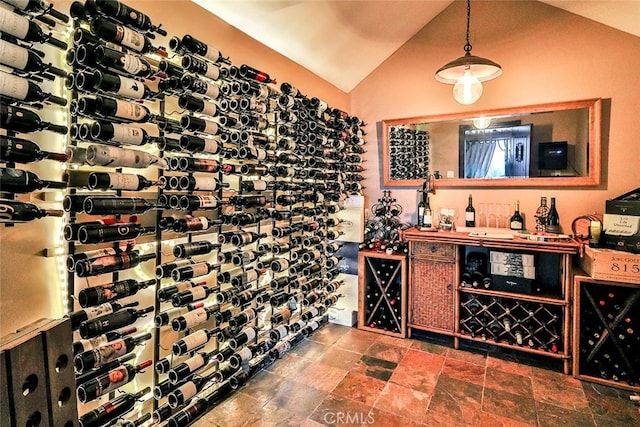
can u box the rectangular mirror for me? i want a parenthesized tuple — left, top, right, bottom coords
(381, 98, 602, 187)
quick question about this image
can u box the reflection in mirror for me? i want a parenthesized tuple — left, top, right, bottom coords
(381, 98, 601, 187)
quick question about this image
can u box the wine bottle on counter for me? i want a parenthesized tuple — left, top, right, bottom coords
(86, 144, 168, 169)
(72, 326, 137, 355)
(79, 306, 154, 339)
(93, 0, 167, 35)
(546, 197, 561, 233)
(90, 16, 165, 56)
(0, 8, 67, 49)
(509, 200, 524, 231)
(66, 301, 139, 331)
(78, 387, 150, 427)
(88, 172, 160, 191)
(0, 70, 67, 106)
(0, 39, 67, 78)
(0, 167, 66, 193)
(465, 194, 476, 227)
(0, 135, 68, 164)
(77, 359, 152, 403)
(0, 199, 63, 223)
(78, 278, 156, 307)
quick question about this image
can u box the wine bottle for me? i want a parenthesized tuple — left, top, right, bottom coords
(86, 144, 167, 169)
(156, 259, 196, 279)
(90, 16, 164, 55)
(181, 54, 221, 81)
(0, 167, 66, 193)
(178, 157, 221, 173)
(89, 121, 157, 146)
(168, 350, 217, 384)
(94, 0, 166, 35)
(72, 326, 137, 355)
(0, 8, 67, 49)
(465, 194, 476, 227)
(509, 200, 524, 231)
(179, 134, 220, 154)
(0, 135, 68, 164)
(170, 34, 229, 65)
(171, 262, 218, 282)
(66, 301, 138, 331)
(75, 353, 136, 387)
(74, 332, 152, 372)
(228, 326, 258, 350)
(180, 114, 222, 135)
(230, 231, 267, 247)
(0, 199, 63, 223)
(0, 70, 66, 106)
(546, 197, 560, 233)
(167, 370, 217, 408)
(77, 223, 156, 244)
(157, 281, 205, 304)
(78, 387, 150, 427)
(110, 413, 151, 427)
(0, 38, 67, 78)
(173, 241, 220, 259)
(177, 175, 228, 192)
(228, 307, 258, 329)
(534, 196, 550, 232)
(94, 44, 154, 78)
(171, 305, 217, 332)
(172, 328, 219, 356)
(88, 172, 159, 191)
(93, 95, 154, 123)
(90, 69, 157, 100)
(3, 0, 70, 23)
(178, 194, 228, 211)
(78, 278, 156, 307)
(171, 285, 218, 307)
(79, 306, 154, 339)
(77, 359, 152, 403)
(154, 302, 203, 327)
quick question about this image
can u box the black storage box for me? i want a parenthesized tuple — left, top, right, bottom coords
(602, 188, 640, 253)
(491, 275, 534, 294)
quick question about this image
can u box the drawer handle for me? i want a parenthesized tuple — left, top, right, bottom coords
(430, 246, 438, 253)
(446, 284, 452, 291)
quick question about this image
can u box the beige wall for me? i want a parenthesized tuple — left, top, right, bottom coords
(350, 0, 640, 228)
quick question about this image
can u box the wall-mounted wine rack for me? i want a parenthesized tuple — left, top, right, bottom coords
(1, 0, 366, 426)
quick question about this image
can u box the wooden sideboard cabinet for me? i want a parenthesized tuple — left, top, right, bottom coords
(403, 228, 580, 374)
(408, 241, 457, 336)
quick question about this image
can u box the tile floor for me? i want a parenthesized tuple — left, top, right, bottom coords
(193, 324, 640, 427)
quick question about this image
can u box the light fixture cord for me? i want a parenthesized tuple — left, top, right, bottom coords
(464, 0, 472, 54)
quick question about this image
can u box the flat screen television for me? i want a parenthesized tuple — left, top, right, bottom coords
(538, 141, 568, 170)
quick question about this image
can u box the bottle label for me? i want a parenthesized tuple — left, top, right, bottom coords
(93, 339, 127, 365)
(6, 0, 30, 10)
(424, 212, 432, 227)
(252, 180, 268, 191)
(204, 83, 220, 100)
(0, 71, 29, 101)
(187, 289, 208, 305)
(465, 212, 475, 221)
(511, 220, 523, 229)
(116, 75, 146, 99)
(184, 216, 208, 231)
(113, 100, 149, 122)
(116, 24, 145, 52)
(184, 354, 206, 372)
(204, 63, 220, 80)
(178, 382, 198, 402)
(192, 177, 218, 191)
(245, 270, 258, 282)
(202, 119, 218, 135)
(84, 304, 115, 320)
(120, 54, 148, 75)
(97, 366, 130, 396)
(181, 330, 208, 351)
(106, 172, 141, 190)
(0, 39, 28, 70)
(196, 195, 218, 208)
(202, 138, 218, 154)
(274, 325, 288, 339)
(204, 47, 221, 63)
(0, 8, 29, 39)
(76, 334, 109, 352)
(88, 145, 153, 168)
(190, 263, 210, 277)
(238, 346, 252, 363)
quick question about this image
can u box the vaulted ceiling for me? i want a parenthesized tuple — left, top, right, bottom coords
(193, 1, 640, 93)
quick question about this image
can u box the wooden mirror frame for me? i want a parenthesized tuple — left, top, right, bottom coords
(381, 98, 602, 188)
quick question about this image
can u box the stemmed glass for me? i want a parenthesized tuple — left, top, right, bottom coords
(477, 203, 486, 227)
(487, 203, 496, 229)
(503, 203, 512, 229)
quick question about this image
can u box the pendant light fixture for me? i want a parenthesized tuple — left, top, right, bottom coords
(435, 0, 502, 105)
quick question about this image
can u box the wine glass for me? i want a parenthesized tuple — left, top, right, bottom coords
(477, 203, 486, 228)
(487, 203, 496, 229)
(495, 204, 504, 228)
(503, 203, 512, 229)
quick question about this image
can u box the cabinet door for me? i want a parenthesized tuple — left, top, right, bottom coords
(409, 257, 456, 334)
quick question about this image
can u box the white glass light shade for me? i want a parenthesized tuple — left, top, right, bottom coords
(453, 69, 483, 105)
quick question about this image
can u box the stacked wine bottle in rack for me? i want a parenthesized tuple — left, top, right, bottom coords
(577, 279, 640, 387)
(387, 125, 429, 180)
(59, 1, 367, 426)
(459, 294, 563, 352)
(362, 190, 407, 253)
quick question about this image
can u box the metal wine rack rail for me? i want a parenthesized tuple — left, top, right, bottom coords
(57, 1, 367, 426)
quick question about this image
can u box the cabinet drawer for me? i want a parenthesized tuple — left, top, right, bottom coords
(411, 242, 456, 260)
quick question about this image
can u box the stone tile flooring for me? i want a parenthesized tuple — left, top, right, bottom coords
(193, 324, 640, 426)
